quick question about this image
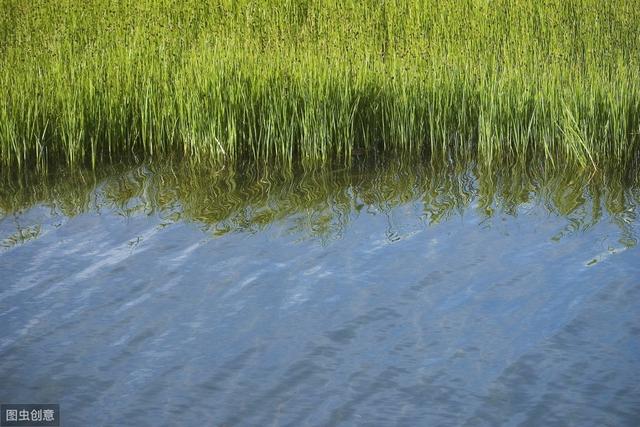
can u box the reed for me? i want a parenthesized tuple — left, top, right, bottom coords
(1, 0, 639, 172)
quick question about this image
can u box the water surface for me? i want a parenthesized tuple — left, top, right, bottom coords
(1, 162, 639, 426)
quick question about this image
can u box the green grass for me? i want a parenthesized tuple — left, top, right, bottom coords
(1, 0, 640, 172)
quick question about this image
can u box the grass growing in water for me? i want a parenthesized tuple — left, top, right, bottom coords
(1, 0, 640, 171)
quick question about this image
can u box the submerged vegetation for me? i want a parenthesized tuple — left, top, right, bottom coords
(1, 0, 640, 171)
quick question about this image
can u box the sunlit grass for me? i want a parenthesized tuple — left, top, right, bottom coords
(1, 0, 639, 171)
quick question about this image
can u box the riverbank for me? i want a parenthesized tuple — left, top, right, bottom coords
(2, 0, 639, 171)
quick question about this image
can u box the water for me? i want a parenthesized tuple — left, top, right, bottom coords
(1, 162, 639, 426)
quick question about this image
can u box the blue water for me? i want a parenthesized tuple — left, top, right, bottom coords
(1, 166, 639, 426)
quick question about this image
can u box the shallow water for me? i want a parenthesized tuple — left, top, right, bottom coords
(1, 163, 639, 426)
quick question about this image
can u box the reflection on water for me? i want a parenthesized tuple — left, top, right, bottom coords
(1, 160, 639, 246)
(0, 160, 639, 426)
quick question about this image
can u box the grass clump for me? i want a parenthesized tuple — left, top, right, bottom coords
(1, 0, 639, 171)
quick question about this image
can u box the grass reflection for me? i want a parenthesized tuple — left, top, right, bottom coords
(1, 159, 638, 246)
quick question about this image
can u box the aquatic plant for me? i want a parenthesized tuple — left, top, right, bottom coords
(1, 0, 639, 171)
